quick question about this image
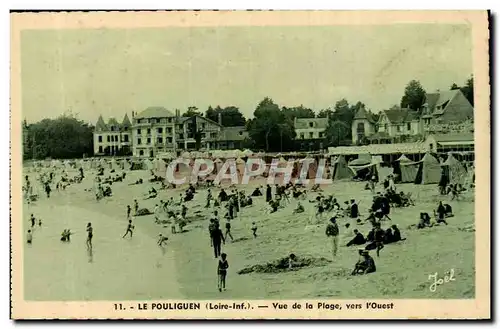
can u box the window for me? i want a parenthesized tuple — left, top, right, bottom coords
(123, 135, 129, 142)
(167, 118, 172, 123)
(157, 127, 163, 134)
(107, 135, 110, 142)
(124, 127, 128, 131)
(98, 135, 102, 143)
(139, 150, 144, 156)
(167, 137, 173, 143)
(319, 132, 324, 138)
(137, 138, 142, 144)
(384, 124, 388, 131)
(424, 118, 431, 125)
(429, 143, 434, 152)
(115, 135, 119, 142)
(239, 131, 243, 136)
(407, 123, 411, 131)
(157, 137, 163, 144)
(147, 138, 151, 144)
(357, 123, 365, 133)
(137, 129, 141, 135)
(167, 128, 172, 134)
(98, 146, 103, 153)
(397, 126, 401, 132)
(147, 128, 151, 134)
(201, 133, 206, 139)
(151, 119, 156, 124)
(300, 133, 304, 139)
(309, 122, 314, 128)
(309, 132, 314, 139)
(179, 134, 184, 139)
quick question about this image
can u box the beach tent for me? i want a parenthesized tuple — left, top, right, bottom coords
(348, 153, 372, 166)
(348, 158, 379, 182)
(442, 153, 467, 185)
(414, 153, 441, 185)
(394, 154, 419, 183)
(331, 155, 353, 181)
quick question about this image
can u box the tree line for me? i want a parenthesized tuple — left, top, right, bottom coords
(23, 76, 474, 159)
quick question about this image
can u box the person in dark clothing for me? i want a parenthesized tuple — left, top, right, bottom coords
(251, 187, 263, 197)
(225, 220, 234, 242)
(211, 223, 225, 258)
(219, 189, 228, 202)
(350, 200, 359, 218)
(45, 183, 51, 198)
(418, 212, 432, 229)
(384, 227, 393, 244)
(217, 253, 229, 292)
(127, 205, 131, 219)
(436, 201, 449, 225)
(346, 229, 366, 247)
(373, 223, 385, 257)
(266, 185, 272, 203)
(30, 214, 36, 228)
(444, 203, 454, 217)
(351, 250, 376, 275)
(391, 224, 405, 242)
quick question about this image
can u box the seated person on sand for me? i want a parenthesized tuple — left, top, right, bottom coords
(349, 199, 359, 218)
(346, 229, 366, 247)
(417, 212, 432, 229)
(103, 185, 112, 197)
(351, 250, 376, 275)
(269, 200, 279, 214)
(219, 189, 228, 202)
(60, 229, 73, 242)
(293, 202, 305, 214)
(251, 187, 262, 197)
(129, 178, 143, 185)
(388, 224, 405, 243)
(184, 190, 194, 202)
(311, 184, 322, 192)
(145, 187, 157, 199)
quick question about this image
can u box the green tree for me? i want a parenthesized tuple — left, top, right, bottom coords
(247, 97, 295, 152)
(450, 83, 460, 90)
(317, 108, 334, 118)
(400, 80, 427, 110)
(281, 105, 316, 121)
(205, 105, 246, 126)
(461, 76, 474, 106)
(324, 120, 350, 147)
(182, 106, 202, 117)
(23, 114, 94, 160)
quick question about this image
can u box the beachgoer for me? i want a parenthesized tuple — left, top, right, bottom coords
(325, 217, 339, 258)
(26, 229, 33, 245)
(86, 223, 93, 250)
(251, 222, 258, 238)
(122, 219, 134, 238)
(217, 253, 229, 292)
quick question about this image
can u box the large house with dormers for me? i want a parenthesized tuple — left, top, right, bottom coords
(93, 114, 132, 156)
(351, 89, 474, 145)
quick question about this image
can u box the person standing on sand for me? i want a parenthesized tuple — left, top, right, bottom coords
(325, 217, 339, 258)
(266, 184, 272, 203)
(134, 200, 139, 216)
(30, 214, 36, 228)
(86, 223, 93, 250)
(217, 253, 229, 292)
(158, 234, 168, 247)
(127, 205, 131, 219)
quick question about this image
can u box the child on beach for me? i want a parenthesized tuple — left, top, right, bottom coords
(217, 253, 229, 292)
(122, 219, 134, 238)
(225, 220, 234, 242)
(86, 223, 93, 250)
(251, 222, 258, 238)
(158, 234, 168, 247)
(26, 230, 33, 245)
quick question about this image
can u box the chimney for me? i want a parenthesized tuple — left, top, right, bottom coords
(218, 112, 222, 126)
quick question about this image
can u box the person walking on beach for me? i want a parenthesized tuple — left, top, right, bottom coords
(86, 222, 93, 250)
(30, 214, 36, 228)
(211, 223, 225, 259)
(251, 222, 258, 238)
(122, 219, 134, 238)
(158, 234, 168, 247)
(225, 219, 234, 242)
(217, 253, 229, 292)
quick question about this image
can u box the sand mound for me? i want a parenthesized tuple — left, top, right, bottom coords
(238, 256, 331, 275)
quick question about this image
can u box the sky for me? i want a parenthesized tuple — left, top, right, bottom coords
(20, 24, 473, 124)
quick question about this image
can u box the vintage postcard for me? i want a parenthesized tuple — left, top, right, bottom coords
(10, 10, 490, 319)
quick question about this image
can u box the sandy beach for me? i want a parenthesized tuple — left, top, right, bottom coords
(22, 167, 475, 300)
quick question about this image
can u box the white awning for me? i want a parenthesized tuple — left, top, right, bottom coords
(437, 141, 474, 146)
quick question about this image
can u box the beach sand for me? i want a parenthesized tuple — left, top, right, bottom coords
(22, 167, 475, 300)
